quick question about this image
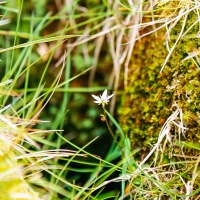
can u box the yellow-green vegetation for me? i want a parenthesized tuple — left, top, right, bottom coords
(118, 2, 200, 198)
(0, 120, 40, 200)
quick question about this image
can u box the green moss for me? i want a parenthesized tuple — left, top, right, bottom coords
(118, 11, 200, 152)
(118, 10, 200, 196)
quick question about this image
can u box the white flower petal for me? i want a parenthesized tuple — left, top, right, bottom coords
(92, 94, 101, 101)
(106, 94, 114, 100)
(101, 89, 108, 100)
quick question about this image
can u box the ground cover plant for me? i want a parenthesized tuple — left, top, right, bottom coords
(0, 0, 199, 199)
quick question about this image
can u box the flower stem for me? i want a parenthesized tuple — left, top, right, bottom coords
(103, 108, 124, 155)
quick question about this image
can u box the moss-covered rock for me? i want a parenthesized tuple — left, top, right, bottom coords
(118, 11, 200, 153)
(118, 6, 200, 198)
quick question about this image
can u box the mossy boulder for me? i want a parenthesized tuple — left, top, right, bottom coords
(118, 8, 200, 197)
(118, 11, 200, 154)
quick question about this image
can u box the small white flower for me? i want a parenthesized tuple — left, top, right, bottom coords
(92, 89, 114, 107)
